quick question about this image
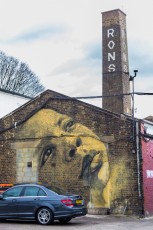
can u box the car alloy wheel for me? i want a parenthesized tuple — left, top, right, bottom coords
(36, 207, 54, 225)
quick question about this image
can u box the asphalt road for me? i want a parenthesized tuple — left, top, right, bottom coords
(0, 215, 153, 230)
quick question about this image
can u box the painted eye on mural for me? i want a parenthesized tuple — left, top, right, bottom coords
(63, 119, 75, 132)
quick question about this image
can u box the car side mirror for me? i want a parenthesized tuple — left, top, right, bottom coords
(0, 194, 3, 200)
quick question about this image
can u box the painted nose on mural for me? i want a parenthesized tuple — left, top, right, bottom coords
(64, 138, 82, 162)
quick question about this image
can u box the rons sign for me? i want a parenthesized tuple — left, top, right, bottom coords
(106, 27, 128, 73)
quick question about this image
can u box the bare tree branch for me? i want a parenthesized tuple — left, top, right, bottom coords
(0, 51, 45, 97)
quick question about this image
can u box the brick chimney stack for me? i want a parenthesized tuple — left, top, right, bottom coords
(102, 9, 131, 114)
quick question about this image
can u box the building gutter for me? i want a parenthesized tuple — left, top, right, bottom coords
(136, 121, 141, 198)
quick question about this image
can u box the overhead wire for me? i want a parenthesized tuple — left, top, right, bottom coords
(0, 91, 152, 135)
(72, 92, 153, 100)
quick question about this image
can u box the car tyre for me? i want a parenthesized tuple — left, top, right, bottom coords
(36, 207, 54, 225)
(58, 217, 72, 224)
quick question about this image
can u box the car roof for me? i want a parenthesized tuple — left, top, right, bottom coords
(12, 183, 46, 189)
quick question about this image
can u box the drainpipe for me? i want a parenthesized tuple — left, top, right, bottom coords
(136, 121, 143, 216)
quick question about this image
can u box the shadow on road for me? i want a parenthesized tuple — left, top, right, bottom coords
(0, 218, 86, 226)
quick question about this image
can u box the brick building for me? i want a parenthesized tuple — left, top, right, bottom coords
(0, 8, 153, 217)
(0, 89, 143, 215)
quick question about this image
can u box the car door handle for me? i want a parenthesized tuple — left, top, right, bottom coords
(34, 198, 40, 201)
(12, 199, 17, 203)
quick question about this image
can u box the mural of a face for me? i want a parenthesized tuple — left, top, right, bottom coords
(15, 108, 110, 208)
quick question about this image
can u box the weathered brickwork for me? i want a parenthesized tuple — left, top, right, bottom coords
(0, 90, 142, 215)
(102, 9, 131, 114)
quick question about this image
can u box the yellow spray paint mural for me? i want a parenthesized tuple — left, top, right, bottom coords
(15, 108, 110, 209)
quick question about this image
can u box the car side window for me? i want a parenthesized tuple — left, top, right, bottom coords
(24, 186, 39, 196)
(23, 186, 46, 196)
(3, 187, 23, 198)
(38, 188, 46, 196)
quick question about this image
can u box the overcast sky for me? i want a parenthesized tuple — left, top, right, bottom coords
(0, 0, 153, 119)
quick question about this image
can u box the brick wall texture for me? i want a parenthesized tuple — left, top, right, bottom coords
(102, 9, 131, 114)
(0, 90, 143, 215)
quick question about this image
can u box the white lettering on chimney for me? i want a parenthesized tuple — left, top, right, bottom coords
(107, 28, 116, 72)
(108, 41, 115, 49)
(106, 27, 128, 73)
(108, 64, 115, 72)
(108, 52, 115, 61)
(107, 29, 114, 38)
(123, 53, 127, 62)
(124, 65, 128, 72)
(121, 29, 128, 72)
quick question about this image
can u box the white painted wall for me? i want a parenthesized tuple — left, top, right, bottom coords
(0, 91, 30, 118)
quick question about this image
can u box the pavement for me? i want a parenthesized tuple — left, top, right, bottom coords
(1, 214, 153, 230)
